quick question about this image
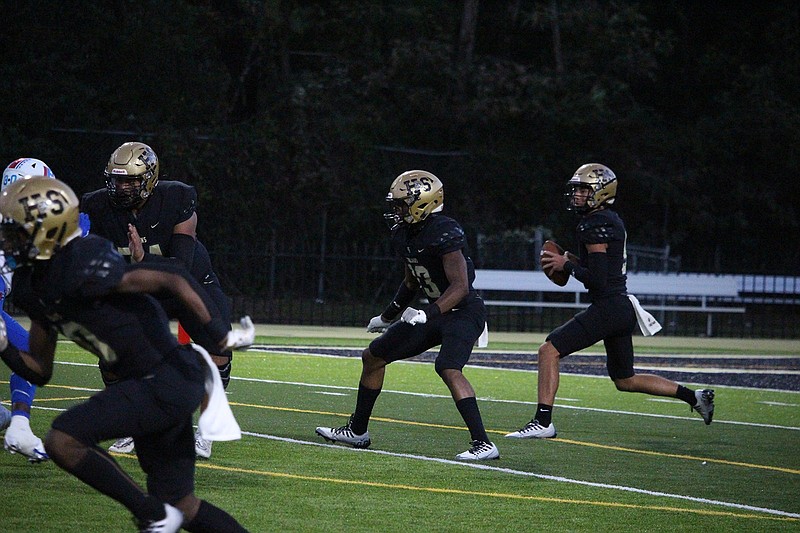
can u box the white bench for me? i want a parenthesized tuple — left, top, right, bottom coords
(474, 270, 745, 336)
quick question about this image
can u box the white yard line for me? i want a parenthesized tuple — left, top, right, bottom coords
(242, 431, 800, 519)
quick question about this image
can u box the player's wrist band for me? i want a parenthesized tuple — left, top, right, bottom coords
(563, 261, 575, 276)
(383, 283, 416, 321)
(424, 303, 441, 320)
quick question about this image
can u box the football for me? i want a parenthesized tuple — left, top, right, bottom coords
(540, 240, 578, 287)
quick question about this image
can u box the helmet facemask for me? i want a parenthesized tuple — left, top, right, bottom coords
(0, 222, 37, 273)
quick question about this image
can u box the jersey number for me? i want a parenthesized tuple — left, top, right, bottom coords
(409, 264, 442, 298)
(119, 244, 163, 257)
(59, 321, 118, 363)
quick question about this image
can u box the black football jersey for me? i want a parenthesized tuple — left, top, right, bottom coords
(390, 214, 478, 307)
(11, 235, 177, 379)
(575, 208, 628, 298)
(81, 181, 196, 261)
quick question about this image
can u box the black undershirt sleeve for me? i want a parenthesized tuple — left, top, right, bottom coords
(169, 233, 197, 271)
(564, 252, 608, 291)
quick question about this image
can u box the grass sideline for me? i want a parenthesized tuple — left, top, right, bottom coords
(0, 325, 798, 532)
(247, 323, 800, 354)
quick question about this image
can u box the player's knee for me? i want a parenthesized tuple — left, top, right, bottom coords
(362, 348, 387, 372)
(435, 361, 458, 377)
(361, 348, 376, 366)
(44, 429, 81, 467)
(173, 494, 202, 522)
(537, 341, 559, 362)
(216, 360, 232, 390)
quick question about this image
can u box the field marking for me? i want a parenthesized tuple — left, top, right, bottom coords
(229, 401, 800, 476)
(758, 401, 799, 407)
(232, 376, 800, 432)
(244, 348, 800, 394)
(190, 432, 799, 521)
(10, 379, 794, 477)
(253, 345, 800, 359)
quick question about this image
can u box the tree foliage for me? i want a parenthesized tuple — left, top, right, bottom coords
(1, 0, 797, 273)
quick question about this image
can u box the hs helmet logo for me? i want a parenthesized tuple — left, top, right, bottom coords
(18, 190, 68, 222)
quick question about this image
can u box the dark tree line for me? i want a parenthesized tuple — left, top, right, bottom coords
(1, 0, 798, 274)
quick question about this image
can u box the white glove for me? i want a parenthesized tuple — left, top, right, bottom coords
(223, 316, 255, 349)
(0, 317, 8, 352)
(366, 315, 391, 333)
(401, 307, 427, 326)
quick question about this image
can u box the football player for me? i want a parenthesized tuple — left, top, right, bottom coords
(316, 170, 498, 460)
(81, 141, 231, 459)
(0, 157, 59, 462)
(506, 163, 715, 440)
(0, 176, 251, 532)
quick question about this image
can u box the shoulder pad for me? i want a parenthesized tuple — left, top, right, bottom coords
(425, 216, 466, 253)
(80, 189, 108, 211)
(159, 181, 197, 218)
(577, 216, 620, 244)
(72, 237, 127, 297)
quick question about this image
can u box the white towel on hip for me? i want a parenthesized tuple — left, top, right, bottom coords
(192, 343, 242, 441)
(475, 322, 489, 348)
(627, 294, 662, 337)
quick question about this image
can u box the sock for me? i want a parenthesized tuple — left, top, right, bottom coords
(455, 396, 489, 443)
(9, 373, 35, 417)
(350, 383, 381, 435)
(535, 404, 553, 426)
(67, 445, 155, 520)
(676, 385, 697, 406)
(216, 360, 232, 390)
(184, 499, 248, 533)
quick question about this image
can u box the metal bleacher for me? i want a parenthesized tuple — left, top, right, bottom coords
(473, 270, 753, 336)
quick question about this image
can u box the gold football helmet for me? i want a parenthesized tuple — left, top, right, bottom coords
(0, 176, 82, 266)
(104, 141, 160, 209)
(385, 170, 444, 226)
(566, 163, 617, 213)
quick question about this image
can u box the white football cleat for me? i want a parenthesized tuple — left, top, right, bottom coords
(692, 389, 715, 425)
(109, 436, 136, 454)
(505, 419, 557, 439)
(315, 417, 371, 448)
(138, 503, 183, 533)
(194, 429, 212, 459)
(4, 415, 49, 463)
(455, 440, 500, 461)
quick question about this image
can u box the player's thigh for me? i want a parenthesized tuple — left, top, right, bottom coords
(51, 360, 198, 446)
(436, 306, 486, 372)
(369, 320, 440, 363)
(604, 335, 635, 379)
(547, 312, 600, 357)
(137, 415, 196, 504)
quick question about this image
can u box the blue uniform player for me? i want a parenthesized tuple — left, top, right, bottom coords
(1, 158, 91, 462)
(316, 170, 498, 460)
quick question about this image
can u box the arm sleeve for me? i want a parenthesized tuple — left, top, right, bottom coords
(169, 233, 196, 271)
(381, 282, 417, 321)
(125, 262, 229, 342)
(565, 252, 608, 291)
